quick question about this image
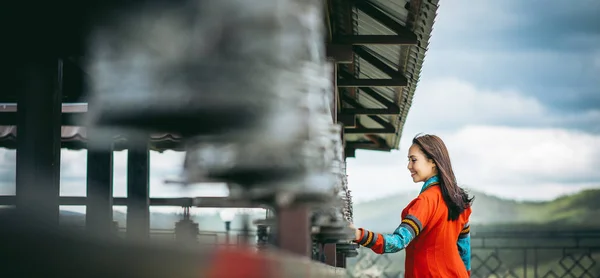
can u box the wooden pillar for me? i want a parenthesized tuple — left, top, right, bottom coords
(126, 136, 150, 239)
(85, 129, 114, 235)
(15, 57, 63, 225)
(324, 244, 337, 266)
(277, 206, 311, 257)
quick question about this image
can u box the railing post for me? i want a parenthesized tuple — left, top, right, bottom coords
(277, 206, 311, 257)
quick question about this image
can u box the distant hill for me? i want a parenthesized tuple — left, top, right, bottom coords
(352, 188, 600, 232)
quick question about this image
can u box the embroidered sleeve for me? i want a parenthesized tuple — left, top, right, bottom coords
(354, 228, 383, 253)
(381, 223, 416, 253)
(457, 222, 471, 272)
(353, 195, 435, 254)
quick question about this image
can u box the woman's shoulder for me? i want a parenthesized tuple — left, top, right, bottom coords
(419, 184, 444, 200)
(406, 186, 443, 209)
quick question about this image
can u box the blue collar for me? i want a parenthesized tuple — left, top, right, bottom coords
(420, 175, 439, 193)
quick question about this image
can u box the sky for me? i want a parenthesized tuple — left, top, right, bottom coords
(347, 0, 600, 201)
(0, 1, 599, 206)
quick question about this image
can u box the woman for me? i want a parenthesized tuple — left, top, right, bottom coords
(352, 134, 474, 277)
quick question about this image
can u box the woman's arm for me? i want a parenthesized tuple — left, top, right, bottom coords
(352, 195, 434, 254)
(457, 223, 471, 275)
(353, 221, 417, 254)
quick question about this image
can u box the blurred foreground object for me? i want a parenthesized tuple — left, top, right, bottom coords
(85, 0, 326, 137)
(0, 209, 346, 278)
(4, 0, 355, 274)
(84, 0, 354, 260)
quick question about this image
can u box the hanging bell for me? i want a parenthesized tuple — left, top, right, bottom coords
(311, 208, 355, 244)
(85, 0, 326, 136)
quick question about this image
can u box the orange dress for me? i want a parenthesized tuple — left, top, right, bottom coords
(355, 176, 472, 277)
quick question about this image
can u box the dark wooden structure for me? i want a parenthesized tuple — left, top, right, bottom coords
(0, 0, 438, 272)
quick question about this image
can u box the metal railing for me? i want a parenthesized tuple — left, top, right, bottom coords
(345, 230, 600, 278)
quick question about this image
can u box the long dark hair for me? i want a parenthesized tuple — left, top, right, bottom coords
(412, 134, 474, 221)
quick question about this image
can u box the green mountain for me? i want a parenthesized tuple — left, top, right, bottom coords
(352, 188, 600, 232)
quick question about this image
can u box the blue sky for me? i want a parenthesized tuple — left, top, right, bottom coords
(0, 1, 599, 205)
(427, 0, 600, 116)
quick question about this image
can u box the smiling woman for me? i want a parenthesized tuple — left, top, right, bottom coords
(352, 134, 474, 278)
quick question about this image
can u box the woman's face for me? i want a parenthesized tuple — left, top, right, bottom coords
(407, 144, 437, 183)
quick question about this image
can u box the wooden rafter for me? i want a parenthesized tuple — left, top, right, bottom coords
(337, 71, 400, 115)
(354, 0, 418, 42)
(340, 94, 396, 134)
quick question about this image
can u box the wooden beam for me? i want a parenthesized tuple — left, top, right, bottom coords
(339, 108, 398, 115)
(353, 45, 407, 81)
(354, 0, 418, 42)
(337, 77, 406, 87)
(341, 100, 396, 134)
(359, 87, 400, 112)
(334, 35, 417, 45)
(345, 142, 391, 151)
(1, 59, 88, 103)
(339, 90, 399, 115)
(0, 112, 83, 125)
(366, 114, 396, 131)
(338, 70, 401, 114)
(365, 134, 390, 149)
(343, 127, 395, 134)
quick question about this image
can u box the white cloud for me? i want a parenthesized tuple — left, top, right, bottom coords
(445, 126, 600, 183)
(404, 78, 600, 131)
(407, 78, 545, 126)
(347, 125, 600, 203)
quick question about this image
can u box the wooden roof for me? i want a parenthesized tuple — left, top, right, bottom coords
(328, 0, 438, 155)
(0, 0, 439, 155)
